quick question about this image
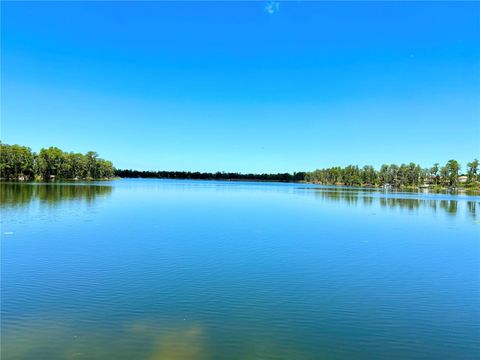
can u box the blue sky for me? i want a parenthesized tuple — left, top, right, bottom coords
(2, 1, 479, 173)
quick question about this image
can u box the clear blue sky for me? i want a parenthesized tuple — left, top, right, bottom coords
(2, 1, 479, 173)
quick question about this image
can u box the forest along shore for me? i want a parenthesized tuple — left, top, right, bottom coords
(0, 143, 114, 181)
(1, 142, 478, 192)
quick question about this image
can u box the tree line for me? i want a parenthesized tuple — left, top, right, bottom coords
(0, 143, 115, 181)
(115, 169, 306, 182)
(1, 142, 477, 189)
(305, 159, 479, 188)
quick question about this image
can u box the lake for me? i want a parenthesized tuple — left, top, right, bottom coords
(1, 180, 479, 359)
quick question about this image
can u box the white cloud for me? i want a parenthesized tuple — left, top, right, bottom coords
(265, 1, 280, 15)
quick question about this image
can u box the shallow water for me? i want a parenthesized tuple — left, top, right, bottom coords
(1, 180, 479, 359)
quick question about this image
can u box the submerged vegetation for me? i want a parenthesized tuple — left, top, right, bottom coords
(0, 143, 115, 181)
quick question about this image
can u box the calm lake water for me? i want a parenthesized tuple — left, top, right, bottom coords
(1, 180, 479, 359)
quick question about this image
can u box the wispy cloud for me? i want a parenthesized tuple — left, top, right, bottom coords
(265, 1, 280, 15)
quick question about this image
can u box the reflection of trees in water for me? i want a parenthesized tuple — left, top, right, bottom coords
(467, 201, 477, 220)
(379, 197, 425, 212)
(362, 196, 373, 207)
(314, 190, 478, 218)
(0, 183, 113, 207)
(439, 200, 458, 215)
(313, 190, 361, 205)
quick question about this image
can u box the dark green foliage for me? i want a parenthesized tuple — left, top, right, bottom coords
(115, 169, 306, 182)
(445, 160, 460, 187)
(2, 141, 476, 188)
(0, 143, 35, 180)
(0, 143, 115, 181)
(305, 160, 478, 188)
(467, 159, 479, 183)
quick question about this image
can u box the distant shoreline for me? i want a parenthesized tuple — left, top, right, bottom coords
(2, 178, 479, 196)
(1, 142, 478, 193)
(114, 169, 305, 183)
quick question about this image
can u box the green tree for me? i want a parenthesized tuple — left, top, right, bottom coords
(361, 165, 377, 185)
(389, 164, 399, 187)
(0, 143, 35, 180)
(36, 147, 66, 180)
(440, 166, 449, 186)
(85, 151, 99, 179)
(430, 163, 439, 185)
(445, 160, 460, 187)
(467, 159, 479, 183)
